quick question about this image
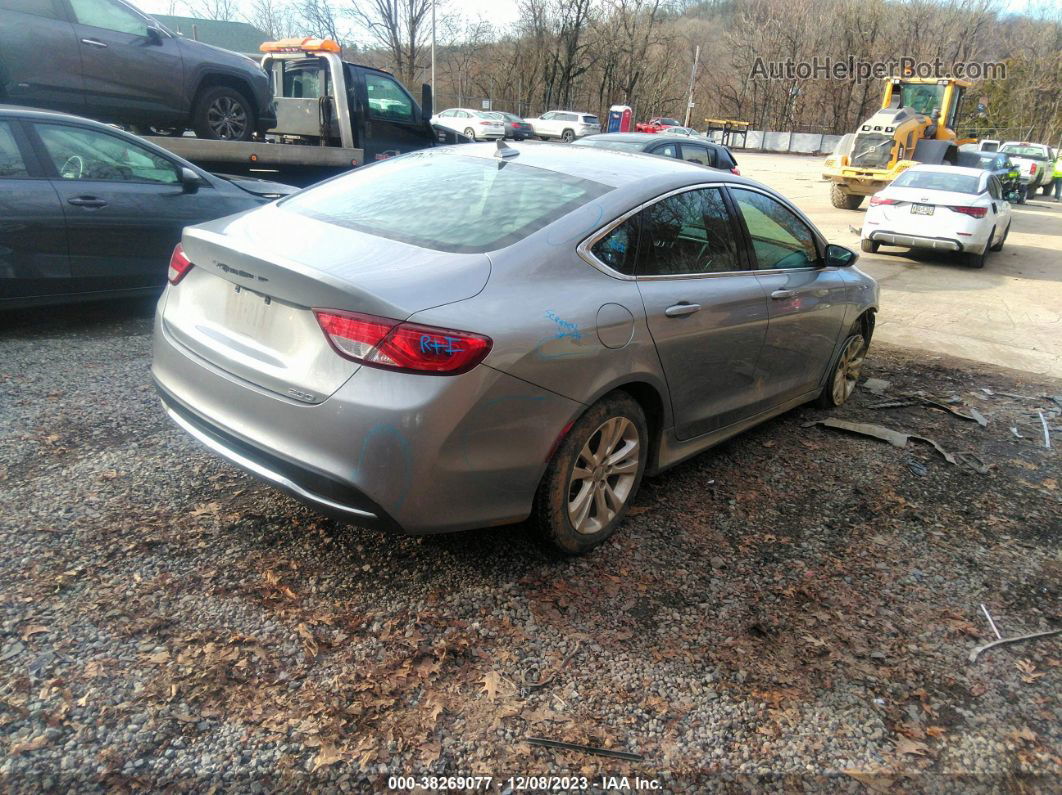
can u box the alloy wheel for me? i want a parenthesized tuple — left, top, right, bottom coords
(832, 335, 866, 405)
(206, 96, 248, 140)
(566, 417, 640, 535)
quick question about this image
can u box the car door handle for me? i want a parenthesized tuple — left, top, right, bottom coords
(665, 302, 701, 317)
(771, 289, 796, 300)
(81, 38, 108, 48)
(67, 196, 108, 208)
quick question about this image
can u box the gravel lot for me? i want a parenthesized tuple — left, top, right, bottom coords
(0, 298, 1059, 792)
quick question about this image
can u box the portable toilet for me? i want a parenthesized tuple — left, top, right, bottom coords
(607, 105, 633, 133)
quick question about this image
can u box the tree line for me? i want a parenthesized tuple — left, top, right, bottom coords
(182, 0, 1061, 142)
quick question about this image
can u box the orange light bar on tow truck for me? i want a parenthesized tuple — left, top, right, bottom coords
(260, 37, 341, 54)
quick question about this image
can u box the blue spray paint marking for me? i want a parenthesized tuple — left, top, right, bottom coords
(419, 334, 465, 356)
(355, 422, 413, 512)
(545, 310, 582, 341)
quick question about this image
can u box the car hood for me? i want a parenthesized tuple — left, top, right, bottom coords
(174, 35, 264, 72)
(212, 173, 298, 199)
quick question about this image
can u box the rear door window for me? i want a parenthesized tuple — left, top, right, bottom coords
(679, 143, 711, 166)
(282, 151, 612, 253)
(0, 121, 29, 177)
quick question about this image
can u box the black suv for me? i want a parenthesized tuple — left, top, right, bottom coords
(0, 0, 276, 140)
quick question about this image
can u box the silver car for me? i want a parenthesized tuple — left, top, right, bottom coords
(153, 142, 878, 554)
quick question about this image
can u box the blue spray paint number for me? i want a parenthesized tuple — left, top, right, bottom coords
(419, 334, 464, 356)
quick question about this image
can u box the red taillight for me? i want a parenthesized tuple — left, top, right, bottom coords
(1030, 163, 1036, 174)
(168, 243, 193, 285)
(869, 196, 898, 206)
(730, 167, 741, 175)
(947, 205, 987, 218)
(313, 309, 492, 375)
(479, 120, 491, 125)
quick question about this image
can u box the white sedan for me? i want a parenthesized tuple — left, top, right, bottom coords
(861, 164, 1012, 268)
(430, 108, 505, 140)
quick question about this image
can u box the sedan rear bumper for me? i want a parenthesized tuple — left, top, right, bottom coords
(867, 230, 964, 251)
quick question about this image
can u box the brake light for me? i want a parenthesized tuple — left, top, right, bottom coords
(869, 196, 898, 206)
(313, 309, 492, 375)
(1030, 163, 1037, 174)
(947, 205, 987, 218)
(168, 243, 193, 285)
(479, 120, 492, 125)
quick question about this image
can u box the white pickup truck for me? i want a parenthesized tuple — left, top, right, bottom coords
(999, 142, 1053, 199)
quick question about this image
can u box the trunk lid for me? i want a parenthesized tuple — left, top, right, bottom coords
(161, 204, 491, 402)
(877, 187, 981, 223)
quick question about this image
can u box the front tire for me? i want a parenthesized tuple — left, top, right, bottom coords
(817, 333, 866, 408)
(860, 238, 880, 253)
(831, 184, 864, 210)
(193, 86, 255, 141)
(532, 393, 647, 555)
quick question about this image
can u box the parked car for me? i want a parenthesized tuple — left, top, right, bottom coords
(153, 141, 876, 555)
(489, 111, 534, 141)
(958, 150, 1022, 203)
(0, 0, 277, 140)
(0, 107, 296, 309)
(524, 110, 601, 142)
(430, 108, 505, 140)
(999, 142, 1053, 198)
(635, 117, 682, 134)
(860, 164, 1010, 268)
(572, 133, 740, 174)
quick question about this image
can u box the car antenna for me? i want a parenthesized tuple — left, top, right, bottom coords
(494, 139, 518, 159)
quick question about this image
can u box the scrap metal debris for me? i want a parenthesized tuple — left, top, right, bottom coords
(525, 737, 644, 762)
(806, 419, 961, 465)
(862, 378, 892, 396)
(1038, 411, 1052, 449)
(870, 399, 920, 410)
(968, 629, 1061, 664)
(923, 399, 989, 426)
(1011, 427, 1024, 439)
(980, 604, 1003, 640)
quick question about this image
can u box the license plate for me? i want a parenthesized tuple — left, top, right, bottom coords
(911, 203, 934, 215)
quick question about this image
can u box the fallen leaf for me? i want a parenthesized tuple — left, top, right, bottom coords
(9, 736, 49, 755)
(311, 743, 344, 771)
(19, 625, 48, 641)
(480, 670, 502, 702)
(842, 770, 894, 793)
(925, 726, 946, 738)
(1009, 727, 1038, 743)
(895, 736, 929, 756)
(144, 650, 169, 664)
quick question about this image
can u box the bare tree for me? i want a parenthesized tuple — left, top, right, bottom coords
(189, 0, 241, 20)
(348, 0, 433, 87)
(246, 0, 299, 37)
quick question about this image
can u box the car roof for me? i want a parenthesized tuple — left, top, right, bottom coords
(578, 132, 721, 148)
(434, 140, 748, 189)
(903, 164, 986, 177)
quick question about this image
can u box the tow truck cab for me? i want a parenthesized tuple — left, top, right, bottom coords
(261, 38, 436, 161)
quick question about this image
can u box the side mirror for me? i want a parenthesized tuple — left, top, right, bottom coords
(146, 26, 163, 45)
(826, 243, 858, 268)
(421, 83, 433, 123)
(180, 167, 203, 194)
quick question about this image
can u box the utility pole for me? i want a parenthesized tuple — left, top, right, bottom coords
(431, 0, 436, 97)
(683, 44, 700, 127)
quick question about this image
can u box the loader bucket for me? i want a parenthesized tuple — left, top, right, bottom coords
(913, 139, 958, 165)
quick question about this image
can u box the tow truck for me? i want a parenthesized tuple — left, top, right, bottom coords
(147, 38, 448, 186)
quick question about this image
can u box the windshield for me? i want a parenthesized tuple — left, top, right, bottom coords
(892, 170, 980, 194)
(581, 115, 600, 125)
(850, 133, 894, 168)
(900, 83, 945, 115)
(281, 152, 612, 253)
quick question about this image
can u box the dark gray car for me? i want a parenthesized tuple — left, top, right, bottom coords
(0, 106, 296, 308)
(153, 142, 877, 555)
(574, 133, 740, 173)
(0, 0, 277, 140)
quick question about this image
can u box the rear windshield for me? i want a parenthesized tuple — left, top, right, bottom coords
(571, 139, 646, 152)
(892, 170, 980, 194)
(582, 115, 600, 125)
(280, 152, 611, 253)
(1001, 145, 1046, 159)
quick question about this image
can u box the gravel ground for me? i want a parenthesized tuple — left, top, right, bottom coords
(0, 298, 1059, 792)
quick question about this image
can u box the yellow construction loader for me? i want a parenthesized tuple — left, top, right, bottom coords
(823, 76, 974, 209)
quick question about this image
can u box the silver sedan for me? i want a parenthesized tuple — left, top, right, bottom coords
(153, 141, 878, 554)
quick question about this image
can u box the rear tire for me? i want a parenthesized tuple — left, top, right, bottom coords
(532, 393, 647, 556)
(463, 127, 476, 140)
(561, 129, 575, 143)
(990, 222, 1009, 252)
(964, 247, 987, 268)
(860, 238, 880, 253)
(192, 85, 255, 141)
(1042, 183, 1052, 196)
(831, 184, 864, 210)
